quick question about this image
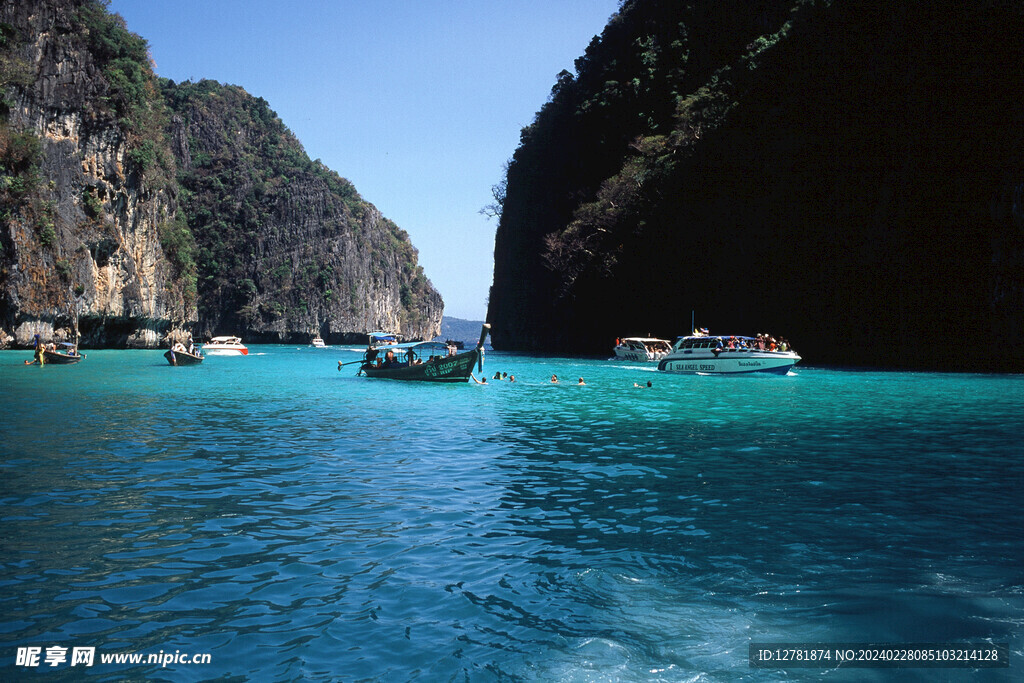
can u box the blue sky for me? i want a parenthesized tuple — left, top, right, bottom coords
(108, 0, 622, 321)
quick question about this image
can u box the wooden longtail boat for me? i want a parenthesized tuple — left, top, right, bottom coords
(36, 342, 85, 365)
(353, 324, 489, 382)
(164, 348, 204, 366)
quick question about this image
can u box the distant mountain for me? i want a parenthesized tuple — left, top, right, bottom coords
(488, 0, 1024, 372)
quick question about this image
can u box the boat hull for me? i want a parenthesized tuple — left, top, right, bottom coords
(164, 349, 204, 366)
(658, 350, 800, 375)
(203, 347, 248, 356)
(41, 351, 83, 364)
(360, 348, 481, 382)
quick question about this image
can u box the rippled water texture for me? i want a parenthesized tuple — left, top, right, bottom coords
(1, 348, 1022, 681)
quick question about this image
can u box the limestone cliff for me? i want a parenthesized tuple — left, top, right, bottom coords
(164, 80, 441, 344)
(487, 0, 1024, 372)
(0, 0, 441, 348)
(1, 0, 192, 347)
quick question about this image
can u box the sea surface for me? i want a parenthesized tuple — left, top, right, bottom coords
(1, 347, 1022, 681)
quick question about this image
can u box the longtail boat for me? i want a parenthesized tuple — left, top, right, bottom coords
(350, 324, 489, 382)
(164, 347, 204, 366)
(34, 342, 85, 365)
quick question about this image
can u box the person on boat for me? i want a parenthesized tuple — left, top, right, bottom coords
(26, 334, 41, 364)
(382, 350, 399, 368)
(172, 341, 187, 354)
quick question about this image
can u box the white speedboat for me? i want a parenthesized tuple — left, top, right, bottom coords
(203, 336, 249, 356)
(311, 335, 327, 348)
(613, 337, 672, 362)
(658, 334, 799, 375)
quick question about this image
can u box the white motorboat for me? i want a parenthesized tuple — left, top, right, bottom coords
(658, 334, 799, 375)
(613, 337, 672, 362)
(311, 335, 327, 348)
(202, 336, 249, 356)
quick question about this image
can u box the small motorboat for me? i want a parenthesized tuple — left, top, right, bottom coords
(658, 332, 800, 375)
(202, 336, 248, 356)
(613, 337, 672, 362)
(311, 335, 327, 348)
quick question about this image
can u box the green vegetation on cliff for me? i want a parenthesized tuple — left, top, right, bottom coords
(0, 21, 45, 255)
(75, 0, 172, 178)
(491, 0, 803, 347)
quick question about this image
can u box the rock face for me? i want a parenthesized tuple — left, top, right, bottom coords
(164, 80, 442, 344)
(488, 0, 1024, 372)
(1, 0, 191, 347)
(0, 0, 441, 348)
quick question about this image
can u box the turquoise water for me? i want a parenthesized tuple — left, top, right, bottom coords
(1, 347, 1022, 681)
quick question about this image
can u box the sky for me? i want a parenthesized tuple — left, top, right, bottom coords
(107, 0, 622, 321)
